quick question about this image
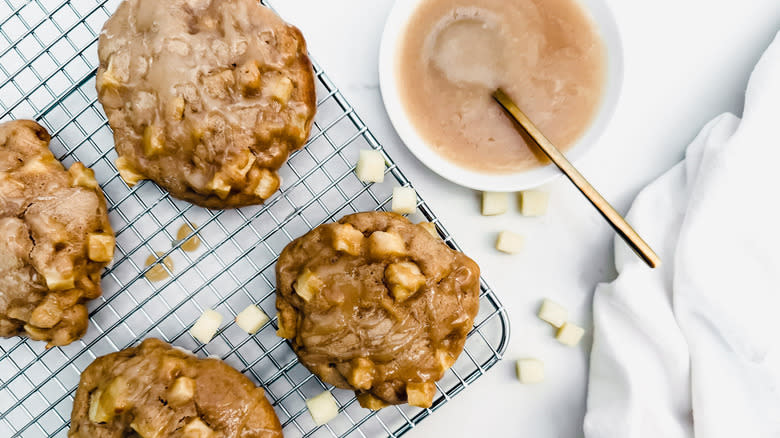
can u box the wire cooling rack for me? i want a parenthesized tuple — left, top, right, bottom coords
(0, 0, 510, 436)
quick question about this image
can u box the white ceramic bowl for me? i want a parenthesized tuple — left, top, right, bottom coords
(379, 0, 624, 192)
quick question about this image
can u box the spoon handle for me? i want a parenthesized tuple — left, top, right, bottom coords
(493, 88, 661, 269)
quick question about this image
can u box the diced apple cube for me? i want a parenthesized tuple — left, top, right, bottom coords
(97, 58, 123, 91)
(331, 223, 364, 256)
(88, 233, 115, 263)
(68, 162, 99, 189)
(207, 174, 231, 199)
(368, 231, 406, 258)
(305, 390, 339, 426)
(169, 96, 186, 120)
(182, 418, 216, 437)
(294, 269, 325, 302)
(435, 349, 456, 371)
(267, 76, 294, 104)
(235, 305, 269, 334)
(190, 309, 223, 344)
(556, 322, 585, 347)
(158, 356, 188, 381)
(481, 192, 509, 216)
(357, 393, 389, 411)
(44, 270, 75, 291)
(226, 150, 256, 180)
(537, 299, 568, 328)
(168, 376, 196, 406)
(115, 157, 145, 187)
(495, 231, 524, 254)
(519, 190, 550, 217)
(237, 60, 263, 94)
(143, 125, 165, 156)
(21, 153, 56, 174)
(253, 168, 279, 200)
(130, 420, 165, 438)
(90, 377, 130, 423)
(406, 382, 436, 408)
(88, 388, 107, 423)
(391, 187, 417, 214)
(346, 358, 375, 390)
(385, 262, 426, 302)
(355, 150, 385, 183)
(516, 358, 544, 384)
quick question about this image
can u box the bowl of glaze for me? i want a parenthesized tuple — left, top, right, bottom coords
(379, 0, 624, 192)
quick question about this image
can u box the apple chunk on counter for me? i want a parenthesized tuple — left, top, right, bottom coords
(482, 192, 509, 216)
(516, 359, 545, 384)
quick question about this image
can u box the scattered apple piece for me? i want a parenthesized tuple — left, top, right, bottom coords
(356, 150, 385, 183)
(519, 190, 550, 217)
(391, 187, 417, 214)
(481, 192, 509, 216)
(235, 304, 269, 334)
(516, 358, 545, 384)
(556, 322, 585, 347)
(495, 231, 524, 254)
(537, 299, 568, 328)
(305, 390, 339, 426)
(190, 309, 223, 344)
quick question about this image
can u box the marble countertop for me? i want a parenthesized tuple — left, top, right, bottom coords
(274, 1, 780, 436)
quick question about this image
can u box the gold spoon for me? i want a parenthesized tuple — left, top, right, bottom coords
(493, 88, 661, 269)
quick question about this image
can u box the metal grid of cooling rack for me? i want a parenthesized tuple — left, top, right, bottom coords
(0, 0, 510, 436)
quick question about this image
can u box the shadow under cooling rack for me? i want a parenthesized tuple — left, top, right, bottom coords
(0, 0, 510, 437)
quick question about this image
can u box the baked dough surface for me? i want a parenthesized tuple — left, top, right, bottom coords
(276, 212, 480, 408)
(0, 120, 114, 347)
(97, 0, 316, 208)
(69, 338, 283, 437)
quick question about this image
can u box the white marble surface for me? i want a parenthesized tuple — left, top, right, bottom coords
(273, 1, 780, 436)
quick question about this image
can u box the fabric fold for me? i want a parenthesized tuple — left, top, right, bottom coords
(585, 32, 780, 438)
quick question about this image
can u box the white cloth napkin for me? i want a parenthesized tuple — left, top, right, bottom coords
(584, 32, 780, 438)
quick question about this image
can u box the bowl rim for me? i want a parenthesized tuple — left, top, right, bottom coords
(378, 0, 625, 192)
